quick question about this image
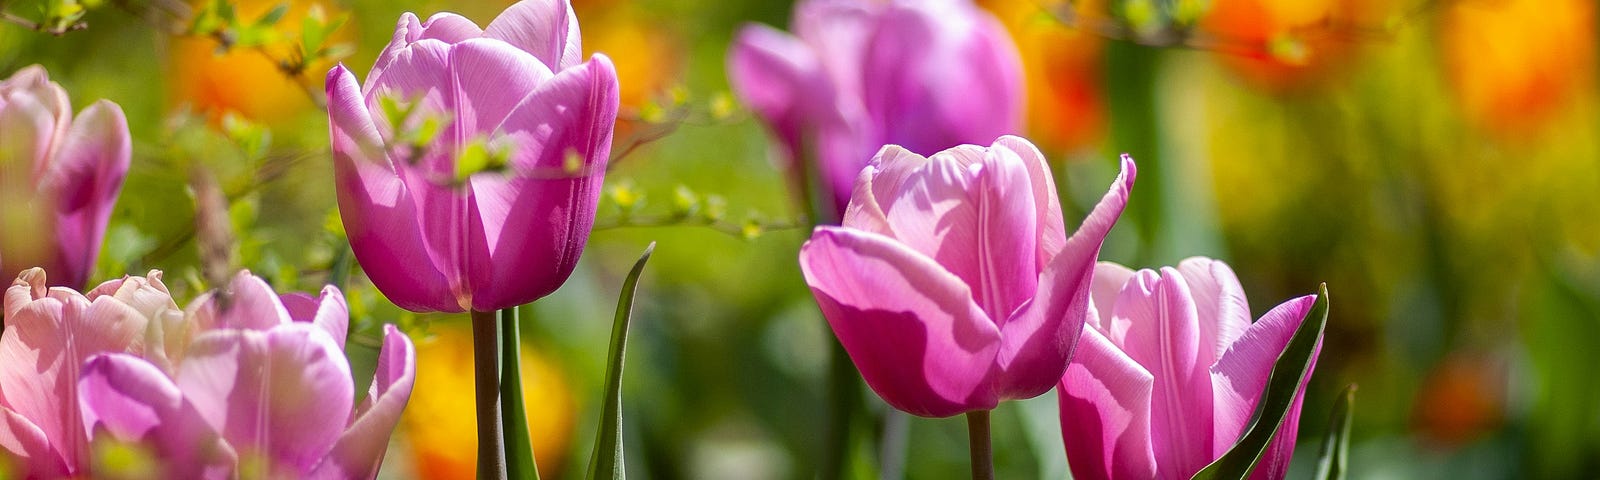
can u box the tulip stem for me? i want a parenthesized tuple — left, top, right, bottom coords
(966, 410, 994, 480)
(471, 309, 507, 480)
(500, 307, 540, 479)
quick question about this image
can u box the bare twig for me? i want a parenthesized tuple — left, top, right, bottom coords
(592, 213, 807, 239)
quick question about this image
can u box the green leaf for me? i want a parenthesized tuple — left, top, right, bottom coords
(1191, 284, 1330, 480)
(587, 242, 655, 480)
(1313, 385, 1357, 480)
(255, 3, 288, 27)
(501, 307, 540, 480)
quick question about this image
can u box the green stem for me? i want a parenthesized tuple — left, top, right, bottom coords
(966, 410, 994, 480)
(821, 338, 859, 480)
(471, 309, 506, 480)
(500, 307, 539, 479)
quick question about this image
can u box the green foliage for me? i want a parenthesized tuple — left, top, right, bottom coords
(1313, 385, 1356, 480)
(587, 242, 655, 480)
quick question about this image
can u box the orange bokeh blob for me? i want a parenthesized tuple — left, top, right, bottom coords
(1441, 0, 1595, 139)
(402, 324, 577, 479)
(166, 0, 347, 124)
(979, 0, 1106, 153)
(1200, 0, 1378, 91)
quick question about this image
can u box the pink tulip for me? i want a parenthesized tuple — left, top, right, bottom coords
(76, 271, 416, 479)
(0, 268, 173, 476)
(799, 136, 1134, 417)
(729, 0, 1024, 218)
(1058, 258, 1322, 480)
(326, 0, 620, 313)
(0, 66, 131, 289)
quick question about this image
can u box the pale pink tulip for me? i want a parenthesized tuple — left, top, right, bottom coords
(799, 136, 1134, 417)
(0, 66, 131, 289)
(326, 0, 619, 312)
(1058, 258, 1322, 480)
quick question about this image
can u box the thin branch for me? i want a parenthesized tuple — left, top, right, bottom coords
(592, 213, 807, 239)
(0, 10, 87, 35)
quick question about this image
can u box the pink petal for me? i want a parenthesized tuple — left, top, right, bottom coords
(0, 71, 58, 174)
(41, 99, 129, 290)
(310, 324, 416, 478)
(1089, 262, 1135, 334)
(0, 289, 147, 471)
(792, 0, 881, 101)
(727, 24, 824, 164)
(799, 227, 1000, 417)
(446, 38, 555, 142)
(365, 12, 484, 93)
(839, 144, 920, 237)
(1114, 268, 1215, 476)
(325, 65, 458, 312)
(989, 156, 1133, 400)
(190, 272, 293, 332)
(1177, 257, 1253, 366)
(0, 65, 71, 164)
(877, 146, 982, 290)
(971, 144, 1038, 321)
(176, 325, 354, 475)
(1058, 328, 1155, 480)
(991, 136, 1064, 264)
(467, 55, 617, 310)
(0, 406, 68, 478)
(1209, 294, 1318, 477)
(77, 354, 236, 479)
(86, 270, 176, 321)
(279, 285, 349, 349)
(484, 0, 583, 71)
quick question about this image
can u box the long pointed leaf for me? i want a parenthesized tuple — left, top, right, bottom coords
(1313, 385, 1356, 480)
(1191, 283, 1330, 480)
(503, 306, 540, 479)
(587, 242, 656, 480)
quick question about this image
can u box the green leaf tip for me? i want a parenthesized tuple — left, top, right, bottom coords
(586, 242, 656, 480)
(1313, 384, 1356, 480)
(1191, 284, 1330, 480)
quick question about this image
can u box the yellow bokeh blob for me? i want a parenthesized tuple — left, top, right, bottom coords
(1441, 0, 1595, 138)
(979, 0, 1106, 153)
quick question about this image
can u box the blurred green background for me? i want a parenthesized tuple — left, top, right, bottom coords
(2, 0, 1596, 478)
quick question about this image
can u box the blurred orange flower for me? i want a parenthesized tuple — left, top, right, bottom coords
(979, 0, 1105, 153)
(1440, 0, 1595, 139)
(402, 324, 576, 479)
(166, 0, 347, 124)
(1200, 0, 1378, 91)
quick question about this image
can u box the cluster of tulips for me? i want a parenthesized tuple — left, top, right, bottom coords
(0, 0, 1330, 478)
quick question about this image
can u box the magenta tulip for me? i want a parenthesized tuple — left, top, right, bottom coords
(1058, 258, 1322, 480)
(0, 268, 172, 476)
(798, 136, 1134, 417)
(326, 0, 620, 313)
(0, 66, 131, 289)
(728, 0, 1024, 218)
(76, 271, 416, 479)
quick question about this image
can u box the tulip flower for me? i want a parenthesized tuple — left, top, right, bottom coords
(0, 268, 174, 477)
(729, 0, 1024, 218)
(1058, 258, 1321, 480)
(326, 0, 620, 313)
(798, 136, 1134, 417)
(0, 66, 131, 289)
(76, 271, 417, 479)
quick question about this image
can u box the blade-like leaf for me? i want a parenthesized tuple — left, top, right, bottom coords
(503, 307, 540, 480)
(1191, 283, 1330, 480)
(587, 242, 656, 480)
(1313, 384, 1356, 480)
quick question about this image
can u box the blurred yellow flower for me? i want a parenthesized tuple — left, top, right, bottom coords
(1440, 0, 1594, 139)
(401, 324, 576, 479)
(979, 0, 1106, 153)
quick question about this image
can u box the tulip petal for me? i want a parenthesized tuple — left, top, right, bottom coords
(1177, 257, 1253, 366)
(279, 285, 350, 349)
(878, 146, 983, 287)
(971, 145, 1037, 321)
(991, 136, 1065, 263)
(728, 24, 825, 163)
(1115, 268, 1215, 476)
(792, 0, 880, 101)
(1059, 328, 1156, 480)
(36, 99, 129, 289)
(0, 289, 147, 471)
(77, 354, 235, 479)
(195, 272, 294, 332)
(1089, 262, 1135, 334)
(310, 324, 416, 479)
(0, 406, 67, 478)
(366, 12, 484, 93)
(991, 155, 1133, 400)
(0, 79, 56, 174)
(0, 65, 71, 161)
(800, 227, 1000, 417)
(1210, 294, 1318, 479)
(468, 55, 617, 310)
(326, 65, 459, 312)
(484, 0, 583, 71)
(840, 144, 921, 237)
(447, 38, 555, 142)
(176, 325, 354, 475)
